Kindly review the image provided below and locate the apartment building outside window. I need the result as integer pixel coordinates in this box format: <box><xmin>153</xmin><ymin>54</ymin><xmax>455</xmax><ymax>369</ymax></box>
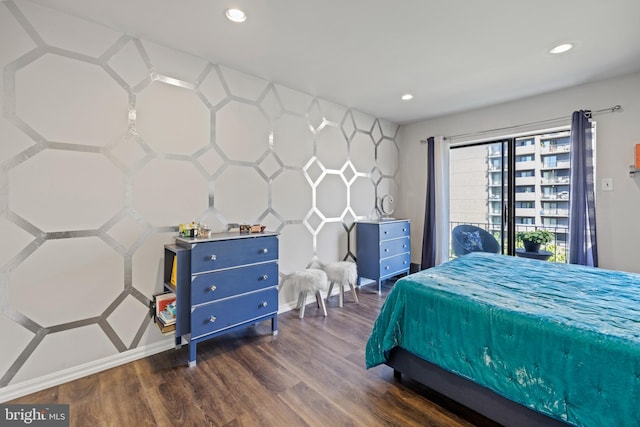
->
<box><xmin>449</xmin><ymin>130</ymin><xmax>573</xmax><ymax>262</ymax></box>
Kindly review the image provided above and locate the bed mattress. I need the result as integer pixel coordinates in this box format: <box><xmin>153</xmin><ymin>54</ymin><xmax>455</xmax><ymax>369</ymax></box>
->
<box><xmin>365</xmin><ymin>252</ymin><xmax>640</xmax><ymax>426</ymax></box>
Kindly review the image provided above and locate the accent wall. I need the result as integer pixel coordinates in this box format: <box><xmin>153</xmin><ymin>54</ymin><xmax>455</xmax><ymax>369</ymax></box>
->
<box><xmin>0</xmin><ymin>0</ymin><xmax>400</xmax><ymax>399</ymax></box>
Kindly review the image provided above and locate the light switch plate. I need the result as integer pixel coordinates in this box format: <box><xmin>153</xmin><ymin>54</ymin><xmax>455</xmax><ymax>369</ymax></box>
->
<box><xmin>601</xmin><ymin>178</ymin><xmax>613</xmax><ymax>191</ymax></box>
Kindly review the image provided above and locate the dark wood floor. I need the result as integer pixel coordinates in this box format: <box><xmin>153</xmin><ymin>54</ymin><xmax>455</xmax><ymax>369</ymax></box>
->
<box><xmin>9</xmin><ymin>281</ymin><xmax>499</xmax><ymax>427</ymax></box>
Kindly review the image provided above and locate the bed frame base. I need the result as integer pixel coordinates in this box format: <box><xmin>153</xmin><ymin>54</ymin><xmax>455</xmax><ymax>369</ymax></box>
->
<box><xmin>387</xmin><ymin>347</ymin><xmax>570</xmax><ymax>427</ymax></box>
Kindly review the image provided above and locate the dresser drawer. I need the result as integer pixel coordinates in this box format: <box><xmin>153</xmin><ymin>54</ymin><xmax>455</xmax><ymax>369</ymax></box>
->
<box><xmin>380</xmin><ymin>252</ymin><xmax>410</xmax><ymax>278</ymax></box>
<box><xmin>191</xmin><ymin>236</ymin><xmax>278</xmax><ymax>273</ymax></box>
<box><xmin>191</xmin><ymin>288</ymin><xmax>278</xmax><ymax>338</ymax></box>
<box><xmin>191</xmin><ymin>262</ymin><xmax>278</xmax><ymax>305</ymax></box>
<box><xmin>380</xmin><ymin>236</ymin><xmax>410</xmax><ymax>258</ymax></box>
<box><xmin>379</xmin><ymin>221</ymin><xmax>410</xmax><ymax>241</ymax></box>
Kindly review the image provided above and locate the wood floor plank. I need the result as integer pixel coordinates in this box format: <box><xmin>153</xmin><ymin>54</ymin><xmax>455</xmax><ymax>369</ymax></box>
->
<box><xmin>232</xmin><ymin>344</ymin><xmax>300</xmax><ymax>394</ymax></box>
<box><xmin>180</xmin><ymin>359</ymin><xmax>246</xmax><ymax>425</ymax></box>
<box><xmin>7</xmin><ymin>281</ymin><xmax>496</xmax><ymax>426</ymax></box>
<box><xmin>204</xmin><ymin>351</ymin><xmax>306</xmax><ymax>426</ymax></box>
<box><xmin>277</xmin><ymin>381</ymin><xmax>357</xmax><ymax>426</ymax></box>
<box><xmin>96</xmin><ymin>364</ymin><xmax>157</xmax><ymax>427</ymax></box>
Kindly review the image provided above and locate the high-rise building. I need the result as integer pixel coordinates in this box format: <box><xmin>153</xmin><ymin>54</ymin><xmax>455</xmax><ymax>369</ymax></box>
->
<box><xmin>487</xmin><ymin>131</ymin><xmax>571</xmax><ymax>247</ymax></box>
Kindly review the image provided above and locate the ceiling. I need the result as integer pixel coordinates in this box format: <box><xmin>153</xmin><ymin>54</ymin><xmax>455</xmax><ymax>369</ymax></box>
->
<box><xmin>25</xmin><ymin>0</ymin><xmax>640</xmax><ymax>124</ymax></box>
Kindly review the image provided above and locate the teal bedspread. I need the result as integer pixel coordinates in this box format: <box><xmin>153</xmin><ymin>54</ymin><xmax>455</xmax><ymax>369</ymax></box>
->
<box><xmin>366</xmin><ymin>252</ymin><xmax>640</xmax><ymax>427</ymax></box>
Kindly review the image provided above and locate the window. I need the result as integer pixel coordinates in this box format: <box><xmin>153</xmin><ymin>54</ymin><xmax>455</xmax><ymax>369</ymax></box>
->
<box><xmin>541</xmin><ymin>136</ymin><xmax>570</xmax><ymax>151</ymax></box>
<box><xmin>516</xmin><ymin>186</ymin><xmax>535</xmax><ymax>193</ymax></box>
<box><xmin>516</xmin><ymin>217</ymin><xmax>535</xmax><ymax>225</ymax></box>
<box><xmin>516</xmin><ymin>202</ymin><xmax>534</xmax><ymax>209</ymax></box>
<box><xmin>449</xmin><ymin>129</ymin><xmax>580</xmax><ymax>262</ymax></box>
<box><xmin>543</xmin><ymin>202</ymin><xmax>558</xmax><ymax>214</ymax></box>
<box><xmin>490</xmin><ymin>171</ymin><xmax>502</xmax><ymax>186</ymax></box>
<box><xmin>516</xmin><ymin>154</ymin><xmax>534</xmax><ymax>162</ymax></box>
<box><xmin>544</xmin><ymin>156</ymin><xmax>557</xmax><ymax>168</ymax></box>
<box><xmin>516</xmin><ymin>138</ymin><xmax>534</xmax><ymax>147</ymax></box>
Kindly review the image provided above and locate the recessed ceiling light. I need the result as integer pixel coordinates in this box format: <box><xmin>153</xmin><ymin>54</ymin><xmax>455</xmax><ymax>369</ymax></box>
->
<box><xmin>549</xmin><ymin>43</ymin><xmax>573</xmax><ymax>54</ymax></box>
<box><xmin>225</xmin><ymin>8</ymin><xmax>246</xmax><ymax>23</ymax></box>
<box><xmin>401</xmin><ymin>94</ymin><xmax>413</xmax><ymax>101</ymax></box>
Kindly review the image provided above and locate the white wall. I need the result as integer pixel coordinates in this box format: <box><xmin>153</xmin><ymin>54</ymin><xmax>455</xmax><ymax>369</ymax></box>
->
<box><xmin>0</xmin><ymin>0</ymin><xmax>400</xmax><ymax>399</ymax></box>
<box><xmin>398</xmin><ymin>71</ymin><xmax>640</xmax><ymax>273</ymax></box>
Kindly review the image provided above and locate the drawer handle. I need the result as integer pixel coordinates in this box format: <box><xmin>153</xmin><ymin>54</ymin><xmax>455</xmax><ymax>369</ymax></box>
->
<box><xmin>402</xmin><ymin>228</ymin><xmax>406</xmax><ymax>232</ymax></box>
<box><xmin>403</xmin><ymin>245</ymin><xmax>407</xmax><ymax>248</ymax></box>
<box><xmin>210</xmin><ymin>255</ymin><xmax>217</xmax><ymax>261</ymax></box>
<box><xmin>261</xmin><ymin>248</ymin><xmax>269</xmax><ymax>254</ymax></box>
<box><xmin>260</xmin><ymin>301</ymin><xmax>268</xmax><ymax>308</ymax></box>
<box><xmin>261</xmin><ymin>274</ymin><xmax>269</xmax><ymax>280</ymax></box>
<box><xmin>403</xmin><ymin>261</ymin><xmax>407</xmax><ymax>264</ymax></box>
<box><xmin>385</xmin><ymin>266</ymin><xmax>390</xmax><ymax>270</ymax></box>
<box><xmin>209</xmin><ymin>316</ymin><xmax>217</xmax><ymax>323</ymax></box>
<box><xmin>383</xmin><ymin>231</ymin><xmax>388</xmax><ymax>234</ymax></box>
<box><xmin>209</xmin><ymin>285</ymin><xmax>217</xmax><ymax>292</ymax></box>
<box><xmin>384</xmin><ymin>248</ymin><xmax>389</xmax><ymax>252</ymax></box>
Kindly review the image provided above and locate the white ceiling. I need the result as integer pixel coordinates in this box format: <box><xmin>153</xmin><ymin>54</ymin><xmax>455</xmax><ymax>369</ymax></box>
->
<box><xmin>25</xmin><ymin>0</ymin><xmax>640</xmax><ymax>124</ymax></box>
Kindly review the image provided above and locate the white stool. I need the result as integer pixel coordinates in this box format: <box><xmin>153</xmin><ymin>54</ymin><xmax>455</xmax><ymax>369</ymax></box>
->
<box><xmin>285</xmin><ymin>269</ymin><xmax>328</xmax><ymax>319</ymax></box>
<box><xmin>323</xmin><ymin>261</ymin><xmax>358</xmax><ymax>308</ymax></box>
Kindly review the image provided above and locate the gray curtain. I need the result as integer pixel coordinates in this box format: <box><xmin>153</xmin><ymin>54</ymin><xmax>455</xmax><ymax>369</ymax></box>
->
<box><xmin>421</xmin><ymin>136</ymin><xmax>436</xmax><ymax>269</ymax></box>
<box><xmin>568</xmin><ymin>110</ymin><xmax>598</xmax><ymax>266</ymax></box>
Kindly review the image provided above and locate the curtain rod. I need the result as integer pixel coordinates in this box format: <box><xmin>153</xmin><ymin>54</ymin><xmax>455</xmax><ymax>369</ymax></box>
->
<box><xmin>420</xmin><ymin>105</ymin><xmax>622</xmax><ymax>143</ymax></box>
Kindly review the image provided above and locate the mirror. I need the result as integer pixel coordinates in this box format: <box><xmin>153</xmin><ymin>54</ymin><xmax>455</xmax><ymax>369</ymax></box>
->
<box><xmin>379</xmin><ymin>194</ymin><xmax>395</xmax><ymax>216</ymax></box>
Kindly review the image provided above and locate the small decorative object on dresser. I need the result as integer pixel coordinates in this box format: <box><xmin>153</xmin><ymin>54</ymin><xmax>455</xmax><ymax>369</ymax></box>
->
<box><xmin>164</xmin><ymin>231</ymin><xmax>279</xmax><ymax>366</ymax></box>
<box><xmin>356</xmin><ymin>219</ymin><xmax>410</xmax><ymax>294</ymax></box>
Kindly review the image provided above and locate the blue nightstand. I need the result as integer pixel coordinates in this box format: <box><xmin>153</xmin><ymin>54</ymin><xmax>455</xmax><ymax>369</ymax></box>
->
<box><xmin>356</xmin><ymin>219</ymin><xmax>410</xmax><ymax>294</ymax></box>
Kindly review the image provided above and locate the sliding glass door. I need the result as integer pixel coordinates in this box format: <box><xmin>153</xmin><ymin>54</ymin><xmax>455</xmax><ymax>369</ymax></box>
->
<box><xmin>449</xmin><ymin>139</ymin><xmax>513</xmax><ymax>257</ymax></box>
<box><xmin>449</xmin><ymin>130</ymin><xmax>572</xmax><ymax>262</ymax></box>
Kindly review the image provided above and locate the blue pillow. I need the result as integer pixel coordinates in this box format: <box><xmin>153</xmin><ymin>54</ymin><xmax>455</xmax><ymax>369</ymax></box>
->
<box><xmin>461</xmin><ymin>230</ymin><xmax>484</xmax><ymax>252</ymax></box>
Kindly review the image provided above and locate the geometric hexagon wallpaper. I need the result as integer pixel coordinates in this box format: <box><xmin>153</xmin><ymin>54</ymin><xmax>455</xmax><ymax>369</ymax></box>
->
<box><xmin>0</xmin><ymin>0</ymin><xmax>399</xmax><ymax>393</ymax></box>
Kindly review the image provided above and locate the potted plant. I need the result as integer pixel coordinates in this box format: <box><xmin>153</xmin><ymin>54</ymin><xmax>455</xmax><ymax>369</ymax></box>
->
<box><xmin>516</xmin><ymin>230</ymin><xmax>554</xmax><ymax>253</ymax></box>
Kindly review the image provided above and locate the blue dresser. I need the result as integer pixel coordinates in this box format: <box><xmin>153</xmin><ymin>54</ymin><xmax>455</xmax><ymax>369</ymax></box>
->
<box><xmin>356</xmin><ymin>219</ymin><xmax>410</xmax><ymax>293</ymax></box>
<box><xmin>164</xmin><ymin>232</ymin><xmax>279</xmax><ymax>366</ymax></box>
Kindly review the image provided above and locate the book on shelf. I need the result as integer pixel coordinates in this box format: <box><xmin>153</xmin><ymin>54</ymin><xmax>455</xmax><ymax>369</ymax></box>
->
<box><xmin>157</xmin><ymin>309</ymin><xmax>176</xmax><ymax>325</ymax></box>
<box><xmin>156</xmin><ymin>320</ymin><xmax>176</xmax><ymax>335</ymax></box>
<box><xmin>154</xmin><ymin>291</ymin><xmax>177</xmax><ymax>326</ymax></box>
<box><xmin>170</xmin><ymin>256</ymin><xmax>177</xmax><ymax>286</ymax></box>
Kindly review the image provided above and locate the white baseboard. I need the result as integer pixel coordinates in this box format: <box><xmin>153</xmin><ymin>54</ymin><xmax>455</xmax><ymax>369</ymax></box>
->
<box><xmin>0</xmin><ymin>340</ymin><xmax>174</xmax><ymax>403</ymax></box>
<box><xmin>0</xmin><ymin>297</ymin><xmax>329</xmax><ymax>403</ymax></box>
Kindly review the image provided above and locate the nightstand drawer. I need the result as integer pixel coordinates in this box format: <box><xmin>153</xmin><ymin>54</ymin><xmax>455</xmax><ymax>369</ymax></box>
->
<box><xmin>380</xmin><ymin>236</ymin><xmax>410</xmax><ymax>258</ymax></box>
<box><xmin>379</xmin><ymin>221</ymin><xmax>410</xmax><ymax>241</ymax></box>
<box><xmin>191</xmin><ymin>236</ymin><xmax>278</xmax><ymax>273</ymax></box>
<box><xmin>380</xmin><ymin>252</ymin><xmax>410</xmax><ymax>277</ymax></box>
<box><xmin>191</xmin><ymin>288</ymin><xmax>278</xmax><ymax>338</ymax></box>
<box><xmin>191</xmin><ymin>262</ymin><xmax>278</xmax><ymax>305</ymax></box>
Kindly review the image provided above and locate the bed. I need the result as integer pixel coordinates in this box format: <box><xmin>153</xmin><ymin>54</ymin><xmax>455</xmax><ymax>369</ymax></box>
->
<box><xmin>365</xmin><ymin>252</ymin><xmax>640</xmax><ymax>427</ymax></box>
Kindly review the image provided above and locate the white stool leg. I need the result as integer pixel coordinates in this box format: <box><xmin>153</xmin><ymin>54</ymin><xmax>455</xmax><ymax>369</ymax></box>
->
<box><xmin>348</xmin><ymin>280</ymin><xmax>359</xmax><ymax>304</ymax></box>
<box><xmin>315</xmin><ymin>290</ymin><xmax>327</xmax><ymax>317</ymax></box>
<box><xmin>327</xmin><ymin>281</ymin><xmax>335</xmax><ymax>302</ymax></box>
<box><xmin>338</xmin><ymin>283</ymin><xmax>344</xmax><ymax>308</ymax></box>
<box><xmin>299</xmin><ymin>291</ymin><xmax>307</xmax><ymax>319</ymax></box>
<box><xmin>296</xmin><ymin>291</ymin><xmax>304</xmax><ymax>309</ymax></box>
